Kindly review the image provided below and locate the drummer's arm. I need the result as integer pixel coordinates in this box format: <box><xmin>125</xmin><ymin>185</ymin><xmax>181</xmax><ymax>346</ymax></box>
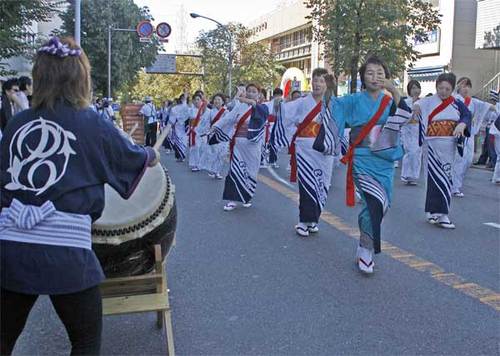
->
<box><xmin>100</xmin><ymin>118</ymin><xmax>157</xmax><ymax>199</ymax></box>
<box><xmin>146</xmin><ymin>147</ymin><xmax>160</xmax><ymax>167</ymax></box>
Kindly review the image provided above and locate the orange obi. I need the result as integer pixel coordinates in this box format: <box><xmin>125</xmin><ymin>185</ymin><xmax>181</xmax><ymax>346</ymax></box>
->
<box><xmin>190</xmin><ymin>117</ymin><xmax>200</xmax><ymax>128</ymax></box>
<box><xmin>235</xmin><ymin>123</ymin><xmax>249</xmax><ymax>137</ymax></box>
<box><xmin>427</xmin><ymin>120</ymin><xmax>457</xmax><ymax>137</ymax></box>
<box><xmin>298</xmin><ymin>121</ymin><xmax>321</xmax><ymax>138</ymax></box>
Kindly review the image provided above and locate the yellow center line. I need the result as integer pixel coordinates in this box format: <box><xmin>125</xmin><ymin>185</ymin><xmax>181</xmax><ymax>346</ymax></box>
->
<box><xmin>257</xmin><ymin>174</ymin><xmax>500</xmax><ymax>312</ymax></box>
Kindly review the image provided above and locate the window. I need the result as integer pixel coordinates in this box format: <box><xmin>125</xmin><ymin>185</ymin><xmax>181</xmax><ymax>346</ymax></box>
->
<box><xmin>414</xmin><ymin>29</ymin><xmax>439</xmax><ymax>45</ymax></box>
<box><xmin>429</xmin><ymin>0</ymin><xmax>439</xmax><ymax>7</ymax></box>
<box><xmin>298</xmin><ymin>30</ymin><xmax>305</xmax><ymax>44</ymax></box>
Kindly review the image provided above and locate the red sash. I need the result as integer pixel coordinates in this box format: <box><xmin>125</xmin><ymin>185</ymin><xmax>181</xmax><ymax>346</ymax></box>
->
<box><xmin>189</xmin><ymin>101</ymin><xmax>207</xmax><ymax>146</ymax></box>
<box><xmin>211</xmin><ymin>108</ymin><xmax>226</xmax><ymax>126</ymax></box>
<box><xmin>288</xmin><ymin>101</ymin><xmax>322</xmax><ymax>183</ymax></box>
<box><xmin>229</xmin><ymin>108</ymin><xmax>253</xmax><ymax>161</ymax></box>
<box><xmin>464</xmin><ymin>96</ymin><xmax>471</xmax><ymax>107</ymax></box>
<box><xmin>428</xmin><ymin>96</ymin><xmax>454</xmax><ymax>126</ymax></box>
<box><xmin>340</xmin><ymin>95</ymin><xmax>391</xmax><ymax>206</ymax></box>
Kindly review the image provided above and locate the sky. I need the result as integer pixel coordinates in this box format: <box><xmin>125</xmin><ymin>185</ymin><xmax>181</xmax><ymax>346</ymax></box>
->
<box><xmin>134</xmin><ymin>0</ymin><xmax>293</xmax><ymax>53</ymax></box>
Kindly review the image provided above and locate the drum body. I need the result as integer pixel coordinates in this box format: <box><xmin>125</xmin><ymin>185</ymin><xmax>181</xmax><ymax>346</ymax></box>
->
<box><xmin>92</xmin><ymin>164</ymin><xmax>176</xmax><ymax>277</ymax></box>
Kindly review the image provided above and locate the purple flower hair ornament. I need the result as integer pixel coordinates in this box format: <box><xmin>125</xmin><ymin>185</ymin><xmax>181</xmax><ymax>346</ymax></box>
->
<box><xmin>38</xmin><ymin>37</ymin><xmax>82</xmax><ymax>58</ymax></box>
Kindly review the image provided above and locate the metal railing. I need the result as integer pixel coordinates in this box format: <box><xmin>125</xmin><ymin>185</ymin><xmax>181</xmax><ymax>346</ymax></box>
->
<box><xmin>475</xmin><ymin>72</ymin><xmax>500</xmax><ymax>100</ymax></box>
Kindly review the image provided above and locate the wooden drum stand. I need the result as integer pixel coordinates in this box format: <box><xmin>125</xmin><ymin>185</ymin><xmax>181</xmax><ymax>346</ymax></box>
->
<box><xmin>99</xmin><ymin>244</ymin><xmax>175</xmax><ymax>355</ymax></box>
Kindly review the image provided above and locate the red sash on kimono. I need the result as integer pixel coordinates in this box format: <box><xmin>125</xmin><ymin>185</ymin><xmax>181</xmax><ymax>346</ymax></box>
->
<box><xmin>211</xmin><ymin>108</ymin><xmax>226</xmax><ymax>126</ymax></box>
<box><xmin>229</xmin><ymin>107</ymin><xmax>253</xmax><ymax>161</ymax></box>
<box><xmin>340</xmin><ymin>95</ymin><xmax>391</xmax><ymax>206</ymax></box>
<box><xmin>189</xmin><ymin>101</ymin><xmax>207</xmax><ymax>146</ymax></box>
<box><xmin>427</xmin><ymin>96</ymin><xmax>455</xmax><ymax>127</ymax></box>
<box><xmin>288</xmin><ymin>101</ymin><xmax>322</xmax><ymax>183</ymax></box>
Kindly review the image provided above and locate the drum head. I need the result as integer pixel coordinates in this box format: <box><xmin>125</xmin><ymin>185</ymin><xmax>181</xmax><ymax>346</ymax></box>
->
<box><xmin>92</xmin><ymin>164</ymin><xmax>174</xmax><ymax>245</ymax></box>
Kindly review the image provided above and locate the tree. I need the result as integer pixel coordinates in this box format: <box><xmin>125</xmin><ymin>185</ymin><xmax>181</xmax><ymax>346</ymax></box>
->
<box><xmin>120</xmin><ymin>56</ymin><xmax>203</xmax><ymax>104</ymax></box>
<box><xmin>59</xmin><ymin>0</ymin><xmax>160</xmax><ymax>97</ymax></box>
<box><xmin>0</xmin><ymin>0</ymin><xmax>61</xmax><ymax>75</ymax></box>
<box><xmin>305</xmin><ymin>0</ymin><xmax>441</xmax><ymax>93</ymax></box>
<box><xmin>196</xmin><ymin>23</ymin><xmax>284</xmax><ymax>95</ymax></box>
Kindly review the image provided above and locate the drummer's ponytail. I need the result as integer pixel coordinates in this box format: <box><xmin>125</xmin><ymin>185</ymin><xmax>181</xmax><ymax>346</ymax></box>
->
<box><xmin>32</xmin><ymin>37</ymin><xmax>91</xmax><ymax>111</ymax></box>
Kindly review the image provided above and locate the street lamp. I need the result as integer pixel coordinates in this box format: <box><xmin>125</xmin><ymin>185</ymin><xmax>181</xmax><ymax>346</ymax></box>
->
<box><xmin>190</xmin><ymin>12</ymin><xmax>233</xmax><ymax>97</ymax></box>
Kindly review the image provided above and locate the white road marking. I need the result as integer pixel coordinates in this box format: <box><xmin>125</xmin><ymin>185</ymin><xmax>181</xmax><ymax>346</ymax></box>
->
<box><xmin>265</xmin><ymin>166</ymin><xmax>295</xmax><ymax>189</ymax></box>
<box><xmin>484</xmin><ymin>223</ymin><xmax>500</xmax><ymax>229</ymax></box>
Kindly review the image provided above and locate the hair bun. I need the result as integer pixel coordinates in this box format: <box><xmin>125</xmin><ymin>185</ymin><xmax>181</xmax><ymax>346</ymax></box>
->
<box><xmin>38</xmin><ymin>37</ymin><xmax>82</xmax><ymax>58</ymax></box>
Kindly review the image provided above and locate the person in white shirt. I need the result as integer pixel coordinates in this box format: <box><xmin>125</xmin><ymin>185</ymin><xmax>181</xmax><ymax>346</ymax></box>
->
<box><xmin>401</xmin><ymin>80</ymin><xmax>422</xmax><ymax>185</ymax></box>
<box><xmin>100</xmin><ymin>99</ymin><xmax>115</xmax><ymax>122</ymax></box>
<box><xmin>140</xmin><ymin>96</ymin><xmax>158</xmax><ymax>147</ymax></box>
<box><xmin>90</xmin><ymin>97</ymin><xmax>99</xmax><ymax>113</ymax></box>
<box><xmin>187</xmin><ymin>93</ymin><xmax>210</xmax><ymax>172</ymax></box>
<box><xmin>167</xmin><ymin>92</ymin><xmax>191</xmax><ymax>162</ymax></box>
<box><xmin>200</xmin><ymin>93</ymin><xmax>227</xmax><ymax>178</ymax></box>
<box><xmin>487</xmin><ymin>90</ymin><xmax>500</xmax><ymax>183</ymax></box>
<box><xmin>208</xmin><ymin>84</ymin><xmax>269</xmax><ymax>211</ymax></box>
<box><xmin>262</xmin><ymin>88</ymin><xmax>283</xmax><ymax>168</ymax></box>
<box><xmin>451</xmin><ymin>78</ymin><xmax>496</xmax><ymax>197</ymax></box>
<box><xmin>160</xmin><ymin>100</ymin><xmax>173</xmax><ymax>153</ymax></box>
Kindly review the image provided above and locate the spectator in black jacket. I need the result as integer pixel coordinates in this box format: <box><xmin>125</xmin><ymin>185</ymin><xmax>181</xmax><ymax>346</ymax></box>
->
<box><xmin>0</xmin><ymin>78</ymin><xmax>21</xmax><ymax>132</ymax></box>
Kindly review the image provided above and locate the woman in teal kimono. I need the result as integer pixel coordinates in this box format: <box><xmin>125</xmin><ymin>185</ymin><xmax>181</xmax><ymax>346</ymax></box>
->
<box><xmin>328</xmin><ymin>56</ymin><xmax>411</xmax><ymax>274</ymax></box>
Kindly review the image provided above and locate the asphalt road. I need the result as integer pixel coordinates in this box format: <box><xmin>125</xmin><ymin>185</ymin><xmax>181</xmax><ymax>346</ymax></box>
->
<box><xmin>12</xmin><ymin>150</ymin><xmax>500</xmax><ymax>355</ymax></box>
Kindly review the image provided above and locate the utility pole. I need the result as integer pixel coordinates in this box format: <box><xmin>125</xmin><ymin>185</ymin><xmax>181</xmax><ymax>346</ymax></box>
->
<box><xmin>107</xmin><ymin>26</ymin><xmax>137</xmax><ymax>99</ymax></box>
<box><xmin>74</xmin><ymin>0</ymin><xmax>81</xmax><ymax>45</ymax></box>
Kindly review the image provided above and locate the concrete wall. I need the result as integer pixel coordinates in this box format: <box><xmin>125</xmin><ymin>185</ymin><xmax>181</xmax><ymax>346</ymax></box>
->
<box><xmin>411</xmin><ymin>0</ymin><xmax>456</xmax><ymax>68</ymax></box>
<box><xmin>452</xmin><ymin>0</ymin><xmax>499</xmax><ymax>90</ymax></box>
<box><xmin>406</xmin><ymin>0</ymin><xmax>499</xmax><ymax>95</ymax></box>
<box><xmin>408</xmin><ymin>0</ymin><xmax>456</xmax><ymax>94</ymax></box>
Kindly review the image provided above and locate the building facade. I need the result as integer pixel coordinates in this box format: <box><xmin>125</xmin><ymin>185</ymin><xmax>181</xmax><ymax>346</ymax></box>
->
<box><xmin>248</xmin><ymin>1</ymin><xmax>324</xmax><ymax>94</ymax></box>
<box><xmin>250</xmin><ymin>0</ymin><xmax>499</xmax><ymax>97</ymax></box>
<box><xmin>406</xmin><ymin>0</ymin><xmax>499</xmax><ymax>96</ymax></box>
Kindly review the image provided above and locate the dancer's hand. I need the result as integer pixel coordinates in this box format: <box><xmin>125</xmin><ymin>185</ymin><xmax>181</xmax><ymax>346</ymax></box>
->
<box><xmin>236</xmin><ymin>86</ymin><xmax>246</xmax><ymax>98</ymax></box>
<box><xmin>238</xmin><ymin>97</ymin><xmax>257</xmax><ymax>106</ymax></box>
<box><xmin>381</xmin><ymin>79</ymin><xmax>400</xmax><ymax>104</ymax></box>
<box><xmin>453</xmin><ymin>122</ymin><xmax>467</xmax><ymax>137</ymax></box>
<box><xmin>412</xmin><ymin>104</ymin><xmax>422</xmax><ymax>117</ymax></box>
<box><xmin>378</xmin><ymin>78</ymin><xmax>394</xmax><ymax>91</ymax></box>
